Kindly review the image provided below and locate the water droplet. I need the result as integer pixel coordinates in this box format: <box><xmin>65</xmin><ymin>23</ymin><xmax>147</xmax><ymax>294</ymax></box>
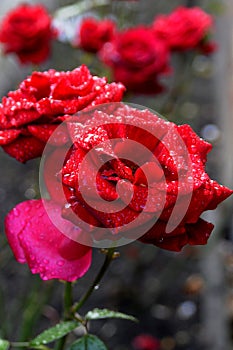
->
<box><xmin>57</xmin><ymin>260</ymin><xmax>65</xmax><ymax>266</ymax></box>
<box><xmin>187</xmin><ymin>176</ymin><xmax>193</xmax><ymax>183</ymax></box>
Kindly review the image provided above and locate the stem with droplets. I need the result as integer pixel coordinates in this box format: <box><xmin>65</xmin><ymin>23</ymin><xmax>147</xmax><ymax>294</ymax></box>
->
<box><xmin>71</xmin><ymin>247</ymin><xmax>115</xmax><ymax>314</ymax></box>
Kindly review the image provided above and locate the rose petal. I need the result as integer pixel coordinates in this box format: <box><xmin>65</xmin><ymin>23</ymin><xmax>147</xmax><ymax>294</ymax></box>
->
<box><xmin>5</xmin><ymin>199</ymin><xmax>92</xmax><ymax>281</ymax></box>
<box><xmin>3</xmin><ymin>136</ymin><xmax>45</xmax><ymax>162</ymax></box>
<box><xmin>187</xmin><ymin>218</ymin><xmax>214</xmax><ymax>245</ymax></box>
<box><xmin>134</xmin><ymin>162</ymin><xmax>164</xmax><ymax>185</ymax></box>
<box><xmin>43</xmin><ymin>147</ymin><xmax>69</xmax><ymax>204</ymax></box>
<box><xmin>0</xmin><ymin>129</ymin><xmax>21</xmax><ymax>145</ymax></box>
<box><xmin>206</xmin><ymin>180</ymin><xmax>233</xmax><ymax>210</ymax></box>
<box><xmin>28</xmin><ymin>124</ymin><xmax>69</xmax><ymax>145</ymax></box>
<box><xmin>177</xmin><ymin>124</ymin><xmax>212</xmax><ymax>163</ymax></box>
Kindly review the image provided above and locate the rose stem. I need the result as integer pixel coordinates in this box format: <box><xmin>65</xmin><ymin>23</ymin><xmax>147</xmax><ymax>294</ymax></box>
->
<box><xmin>64</xmin><ymin>282</ymin><xmax>73</xmax><ymax>319</ymax></box>
<box><xmin>71</xmin><ymin>247</ymin><xmax>115</xmax><ymax>314</ymax></box>
<box><xmin>160</xmin><ymin>52</ymin><xmax>195</xmax><ymax>118</ymax></box>
<box><xmin>54</xmin><ymin>282</ymin><xmax>74</xmax><ymax>350</ymax></box>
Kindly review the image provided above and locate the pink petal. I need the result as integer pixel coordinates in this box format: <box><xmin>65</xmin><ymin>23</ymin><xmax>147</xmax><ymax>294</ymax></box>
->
<box><xmin>5</xmin><ymin>199</ymin><xmax>92</xmax><ymax>281</ymax></box>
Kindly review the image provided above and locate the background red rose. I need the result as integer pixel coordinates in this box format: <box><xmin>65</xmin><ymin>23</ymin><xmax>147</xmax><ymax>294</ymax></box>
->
<box><xmin>152</xmin><ymin>6</ymin><xmax>215</xmax><ymax>53</ymax></box>
<box><xmin>0</xmin><ymin>3</ymin><xmax>57</xmax><ymax>64</ymax></box>
<box><xmin>100</xmin><ymin>26</ymin><xmax>170</xmax><ymax>94</ymax></box>
<box><xmin>76</xmin><ymin>17</ymin><xmax>116</xmax><ymax>53</ymax></box>
<box><xmin>132</xmin><ymin>334</ymin><xmax>160</xmax><ymax>350</ymax></box>
<box><xmin>0</xmin><ymin>65</ymin><xmax>125</xmax><ymax>162</ymax></box>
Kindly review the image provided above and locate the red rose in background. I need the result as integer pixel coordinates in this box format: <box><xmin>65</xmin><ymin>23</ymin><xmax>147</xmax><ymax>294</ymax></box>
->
<box><xmin>0</xmin><ymin>4</ymin><xmax>57</xmax><ymax>64</ymax></box>
<box><xmin>0</xmin><ymin>65</ymin><xmax>125</xmax><ymax>162</ymax></box>
<box><xmin>76</xmin><ymin>17</ymin><xmax>116</xmax><ymax>53</ymax></box>
<box><xmin>152</xmin><ymin>6</ymin><xmax>216</xmax><ymax>53</ymax></box>
<box><xmin>60</xmin><ymin>105</ymin><xmax>232</xmax><ymax>252</ymax></box>
<box><xmin>5</xmin><ymin>200</ymin><xmax>92</xmax><ymax>281</ymax></box>
<box><xmin>100</xmin><ymin>26</ymin><xmax>170</xmax><ymax>94</ymax></box>
<box><xmin>132</xmin><ymin>334</ymin><xmax>160</xmax><ymax>350</ymax></box>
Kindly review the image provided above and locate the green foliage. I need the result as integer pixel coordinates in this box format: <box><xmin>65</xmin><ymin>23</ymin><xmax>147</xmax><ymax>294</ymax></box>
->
<box><xmin>85</xmin><ymin>308</ymin><xmax>137</xmax><ymax>322</ymax></box>
<box><xmin>0</xmin><ymin>339</ymin><xmax>9</xmax><ymax>350</ymax></box>
<box><xmin>30</xmin><ymin>321</ymin><xmax>80</xmax><ymax>346</ymax></box>
<box><xmin>68</xmin><ymin>334</ymin><xmax>107</xmax><ymax>350</ymax></box>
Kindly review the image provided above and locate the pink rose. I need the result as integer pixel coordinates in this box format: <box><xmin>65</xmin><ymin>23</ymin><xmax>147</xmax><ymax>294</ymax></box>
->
<box><xmin>5</xmin><ymin>200</ymin><xmax>92</xmax><ymax>281</ymax></box>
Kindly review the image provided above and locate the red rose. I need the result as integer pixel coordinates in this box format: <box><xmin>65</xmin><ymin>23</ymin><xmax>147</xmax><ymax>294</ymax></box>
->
<box><xmin>56</xmin><ymin>104</ymin><xmax>232</xmax><ymax>251</ymax></box>
<box><xmin>100</xmin><ymin>26</ymin><xmax>170</xmax><ymax>94</ymax></box>
<box><xmin>5</xmin><ymin>199</ymin><xmax>92</xmax><ymax>281</ymax></box>
<box><xmin>152</xmin><ymin>6</ymin><xmax>216</xmax><ymax>53</ymax></box>
<box><xmin>132</xmin><ymin>334</ymin><xmax>160</xmax><ymax>350</ymax></box>
<box><xmin>0</xmin><ymin>65</ymin><xmax>125</xmax><ymax>162</ymax></box>
<box><xmin>76</xmin><ymin>17</ymin><xmax>116</xmax><ymax>53</ymax></box>
<box><xmin>0</xmin><ymin>4</ymin><xmax>56</xmax><ymax>64</ymax></box>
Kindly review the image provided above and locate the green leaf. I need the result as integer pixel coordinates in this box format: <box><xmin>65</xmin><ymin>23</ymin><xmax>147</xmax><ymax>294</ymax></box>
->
<box><xmin>30</xmin><ymin>321</ymin><xmax>80</xmax><ymax>346</ymax></box>
<box><xmin>0</xmin><ymin>339</ymin><xmax>9</xmax><ymax>350</ymax></box>
<box><xmin>69</xmin><ymin>334</ymin><xmax>107</xmax><ymax>350</ymax></box>
<box><xmin>85</xmin><ymin>308</ymin><xmax>137</xmax><ymax>322</ymax></box>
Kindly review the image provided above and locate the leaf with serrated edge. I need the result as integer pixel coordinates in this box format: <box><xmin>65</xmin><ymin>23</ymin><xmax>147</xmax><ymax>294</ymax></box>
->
<box><xmin>0</xmin><ymin>339</ymin><xmax>9</xmax><ymax>350</ymax></box>
<box><xmin>30</xmin><ymin>321</ymin><xmax>80</xmax><ymax>346</ymax></box>
<box><xmin>85</xmin><ymin>308</ymin><xmax>137</xmax><ymax>322</ymax></box>
<box><xmin>68</xmin><ymin>334</ymin><xmax>107</xmax><ymax>350</ymax></box>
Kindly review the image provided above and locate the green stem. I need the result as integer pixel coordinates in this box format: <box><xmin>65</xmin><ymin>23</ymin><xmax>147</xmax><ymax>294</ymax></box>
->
<box><xmin>64</xmin><ymin>282</ymin><xmax>73</xmax><ymax>319</ymax></box>
<box><xmin>54</xmin><ymin>282</ymin><xmax>74</xmax><ymax>350</ymax></box>
<box><xmin>55</xmin><ymin>248</ymin><xmax>115</xmax><ymax>350</ymax></box>
<box><xmin>18</xmin><ymin>279</ymin><xmax>54</xmax><ymax>343</ymax></box>
<box><xmin>10</xmin><ymin>342</ymin><xmax>29</xmax><ymax>348</ymax></box>
<box><xmin>71</xmin><ymin>248</ymin><xmax>115</xmax><ymax>314</ymax></box>
<box><xmin>160</xmin><ymin>52</ymin><xmax>195</xmax><ymax>118</ymax></box>
<box><xmin>55</xmin><ymin>336</ymin><xmax>67</xmax><ymax>350</ymax></box>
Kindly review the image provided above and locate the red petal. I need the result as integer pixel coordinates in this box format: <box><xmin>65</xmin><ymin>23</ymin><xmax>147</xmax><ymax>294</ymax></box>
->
<box><xmin>206</xmin><ymin>180</ymin><xmax>233</xmax><ymax>210</ymax></box>
<box><xmin>88</xmin><ymin>82</ymin><xmax>125</xmax><ymax>106</ymax></box>
<box><xmin>1</xmin><ymin>96</ymin><xmax>39</xmax><ymax>128</ymax></box>
<box><xmin>28</xmin><ymin>124</ymin><xmax>69</xmax><ymax>145</ymax></box>
<box><xmin>62</xmin><ymin>146</ymin><xmax>86</xmax><ymax>188</ymax></box>
<box><xmin>0</xmin><ymin>129</ymin><xmax>21</xmax><ymax>145</ymax></box>
<box><xmin>3</xmin><ymin>136</ymin><xmax>45</xmax><ymax>162</ymax></box>
<box><xmin>5</xmin><ymin>200</ymin><xmax>92</xmax><ymax>281</ymax></box>
<box><xmin>187</xmin><ymin>218</ymin><xmax>214</xmax><ymax>245</ymax></box>
<box><xmin>139</xmin><ymin>220</ymin><xmax>187</xmax><ymax>251</ymax></box>
<box><xmin>43</xmin><ymin>147</ymin><xmax>69</xmax><ymax>204</ymax></box>
<box><xmin>68</xmin><ymin>123</ymin><xmax>109</xmax><ymax>151</ymax></box>
<box><xmin>134</xmin><ymin>162</ymin><xmax>164</xmax><ymax>185</ymax></box>
<box><xmin>62</xmin><ymin>197</ymin><xmax>102</xmax><ymax>229</ymax></box>
<box><xmin>88</xmin><ymin>200</ymin><xmax>152</xmax><ymax>231</ymax></box>
<box><xmin>177</xmin><ymin>124</ymin><xmax>212</xmax><ymax>163</ymax></box>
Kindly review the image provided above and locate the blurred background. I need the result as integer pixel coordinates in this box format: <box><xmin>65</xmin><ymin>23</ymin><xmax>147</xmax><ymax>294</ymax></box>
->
<box><xmin>0</xmin><ymin>0</ymin><xmax>233</xmax><ymax>349</ymax></box>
